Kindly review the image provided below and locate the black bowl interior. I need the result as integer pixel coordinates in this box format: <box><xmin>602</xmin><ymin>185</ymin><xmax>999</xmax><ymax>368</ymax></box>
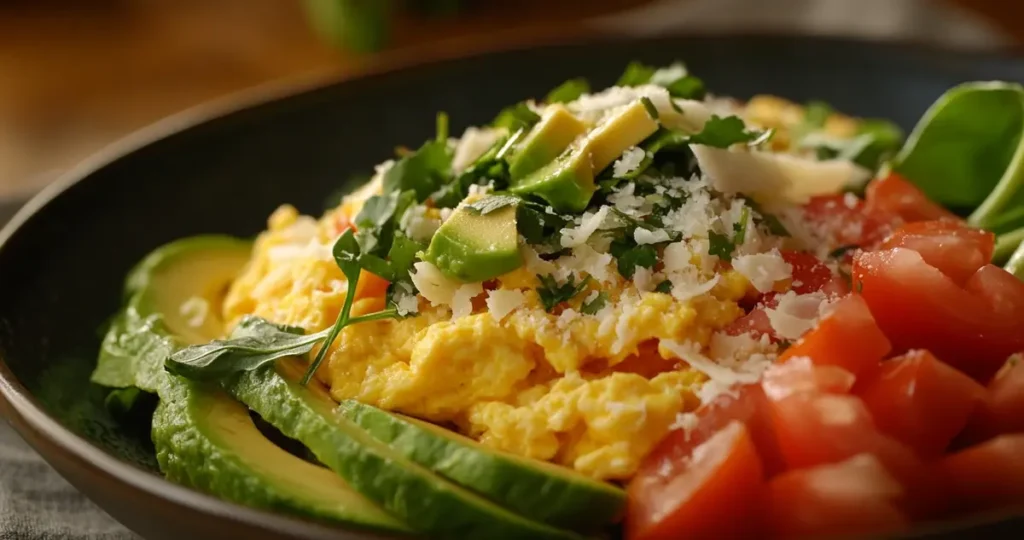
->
<box><xmin>2</xmin><ymin>34</ymin><xmax>1024</xmax><ymax>538</ymax></box>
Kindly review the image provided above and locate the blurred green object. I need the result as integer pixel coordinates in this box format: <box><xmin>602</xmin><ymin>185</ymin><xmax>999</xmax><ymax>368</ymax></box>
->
<box><xmin>305</xmin><ymin>0</ymin><xmax>466</xmax><ymax>53</ymax></box>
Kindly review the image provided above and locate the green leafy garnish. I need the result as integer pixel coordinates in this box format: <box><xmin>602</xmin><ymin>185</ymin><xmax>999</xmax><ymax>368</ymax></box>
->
<box><xmin>546</xmin><ymin>78</ymin><xmax>590</xmax><ymax>104</ymax></box>
<box><xmin>465</xmin><ymin>194</ymin><xmax>520</xmax><ymax>215</ymax></box>
<box><xmin>799</xmin><ymin>101</ymin><xmax>833</xmax><ymax>134</ymax></box>
<box><xmin>536</xmin><ymin>274</ymin><xmax>589</xmax><ymax>312</ymax></box>
<box><xmin>382</xmin><ymin>140</ymin><xmax>452</xmax><ymax>202</ymax></box>
<box><xmin>610</xmin><ymin>239</ymin><xmax>658</xmax><ymax>279</ymax></box>
<box><xmin>640</xmin><ymin>97</ymin><xmax>660</xmax><ymax>121</ymax></box>
<box><xmin>431</xmin><ymin>135</ymin><xmax>510</xmax><ymax>208</ymax></box>
<box><xmin>733</xmin><ymin>206</ymin><xmax>750</xmax><ymax>245</ymax></box>
<box><xmin>617</xmin><ymin>61</ymin><xmax>656</xmax><ymax>87</ymax></box>
<box><xmin>492</xmin><ymin>102</ymin><xmax>541</xmax><ymax>132</ymax></box>
<box><xmin>580</xmin><ymin>291</ymin><xmax>609</xmax><ymax>315</ymax></box>
<box><xmin>743</xmin><ymin>197</ymin><xmax>791</xmax><ymax>237</ymax></box>
<box><xmin>665</xmin><ymin>76</ymin><xmax>706</xmax><ymax>100</ymax></box>
<box><xmin>708</xmin><ymin>230</ymin><xmax>736</xmax><ymax>261</ymax></box>
<box><xmin>436</xmin><ymin>111</ymin><xmax>449</xmax><ymax>142</ymax></box>
<box><xmin>516</xmin><ymin>200</ymin><xmax>570</xmax><ymax>250</ymax></box>
<box><xmin>654</xmin><ymin>280</ymin><xmax>673</xmax><ymax>294</ymax></box>
<box><xmin>689</xmin><ymin>115</ymin><xmax>762</xmax><ymax>147</ymax></box>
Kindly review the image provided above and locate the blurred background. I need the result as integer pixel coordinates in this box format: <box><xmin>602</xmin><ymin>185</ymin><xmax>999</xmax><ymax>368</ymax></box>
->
<box><xmin>0</xmin><ymin>0</ymin><xmax>1021</xmax><ymax>203</ymax></box>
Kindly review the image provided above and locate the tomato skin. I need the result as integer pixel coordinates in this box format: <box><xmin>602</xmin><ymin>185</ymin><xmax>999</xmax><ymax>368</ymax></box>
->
<box><xmin>803</xmin><ymin>193</ymin><xmax>895</xmax><ymax>248</ymax></box>
<box><xmin>962</xmin><ymin>358</ymin><xmax>1024</xmax><ymax>444</ymax></box>
<box><xmin>353</xmin><ymin>269</ymin><xmax>391</xmax><ymax>300</ymax></box>
<box><xmin>780</xmin><ymin>251</ymin><xmax>848</xmax><ymax>297</ymax></box>
<box><xmin>881</xmin><ymin>220</ymin><xmax>995</xmax><ymax>286</ymax></box>
<box><xmin>938</xmin><ymin>434</ymin><xmax>1024</xmax><ymax>513</ymax></box>
<box><xmin>626</xmin><ymin>422</ymin><xmax>766</xmax><ymax>540</ymax></box>
<box><xmin>858</xmin><ymin>350</ymin><xmax>985</xmax><ymax>457</ymax></box>
<box><xmin>853</xmin><ymin>248</ymin><xmax>1024</xmax><ymax>382</ymax></box>
<box><xmin>768</xmin><ymin>392</ymin><xmax>878</xmax><ymax>470</ymax></box>
<box><xmin>761</xmin><ymin>356</ymin><xmax>856</xmax><ymax>401</ymax></box>
<box><xmin>865</xmin><ymin>172</ymin><xmax>961</xmax><ymax>224</ymax></box>
<box><xmin>767</xmin><ymin>454</ymin><xmax>910</xmax><ymax>539</ymax></box>
<box><xmin>778</xmin><ymin>295</ymin><xmax>891</xmax><ymax>378</ymax></box>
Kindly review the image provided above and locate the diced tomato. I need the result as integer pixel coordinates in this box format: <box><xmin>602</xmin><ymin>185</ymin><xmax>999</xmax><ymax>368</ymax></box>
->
<box><xmin>938</xmin><ymin>434</ymin><xmax>1024</xmax><ymax>513</ymax></box>
<box><xmin>626</xmin><ymin>422</ymin><xmax>766</xmax><ymax>540</ymax></box>
<box><xmin>803</xmin><ymin>193</ymin><xmax>896</xmax><ymax>248</ymax></box>
<box><xmin>778</xmin><ymin>295</ymin><xmax>891</xmax><ymax>378</ymax></box>
<box><xmin>881</xmin><ymin>220</ymin><xmax>995</xmax><ymax>286</ymax></box>
<box><xmin>761</xmin><ymin>356</ymin><xmax>856</xmax><ymax>401</ymax></box>
<box><xmin>865</xmin><ymin>172</ymin><xmax>961</xmax><ymax>224</ymax></box>
<box><xmin>780</xmin><ymin>251</ymin><xmax>849</xmax><ymax>297</ymax></box>
<box><xmin>853</xmin><ymin>248</ymin><xmax>1024</xmax><ymax>382</ymax></box>
<box><xmin>636</xmin><ymin>384</ymin><xmax>785</xmax><ymax>480</ymax></box>
<box><xmin>768</xmin><ymin>392</ymin><xmax>878</xmax><ymax>469</ymax></box>
<box><xmin>724</xmin><ymin>306</ymin><xmax>777</xmax><ymax>341</ymax></box>
<box><xmin>857</xmin><ymin>350</ymin><xmax>985</xmax><ymax>457</ymax></box>
<box><xmin>353</xmin><ymin>269</ymin><xmax>390</xmax><ymax>300</ymax></box>
<box><xmin>767</xmin><ymin>454</ymin><xmax>910</xmax><ymax>539</ymax></box>
<box><xmin>963</xmin><ymin>357</ymin><xmax>1024</xmax><ymax>443</ymax></box>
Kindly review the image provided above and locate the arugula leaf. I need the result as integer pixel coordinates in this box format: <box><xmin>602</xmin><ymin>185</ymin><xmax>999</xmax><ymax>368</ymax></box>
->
<box><xmin>654</xmin><ymin>280</ymin><xmax>673</xmax><ymax>294</ymax></box>
<box><xmin>640</xmin><ymin>97</ymin><xmax>660</xmax><ymax>121</ymax></box>
<box><xmin>617</xmin><ymin>61</ymin><xmax>656</xmax><ymax>87</ymax></box>
<box><xmin>536</xmin><ymin>274</ymin><xmax>589</xmax><ymax>312</ymax></box>
<box><xmin>689</xmin><ymin>115</ymin><xmax>762</xmax><ymax>148</ymax></box>
<box><xmin>610</xmin><ymin>238</ymin><xmax>657</xmax><ymax>279</ymax></box>
<box><xmin>665</xmin><ymin>76</ymin><xmax>706</xmax><ymax>100</ymax></box>
<box><xmin>580</xmin><ymin>291</ymin><xmax>608</xmax><ymax>315</ymax></box>
<box><xmin>466</xmin><ymin>194</ymin><xmax>520</xmax><ymax>215</ymax></box>
<box><xmin>708</xmin><ymin>230</ymin><xmax>736</xmax><ymax>261</ymax></box>
<box><xmin>382</xmin><ymin>140</ymin><xmax>452</xmax><ymax>202</ymax></box>
<box><xmin>492</xmin><ymin>102</ymin><xmax>541</xmax><ymax>132</ymax></box>
<box><xmin>546</xmin><ymin>78</ymin><xmax>590</xmax><ymax>104</ymax></box>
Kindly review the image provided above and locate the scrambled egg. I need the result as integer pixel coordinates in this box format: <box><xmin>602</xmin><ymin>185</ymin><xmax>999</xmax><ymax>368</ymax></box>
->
<box><xmin>223</xmin><ymin>178</ymin><xmax>763</xmax><ymax>482</ymax></box>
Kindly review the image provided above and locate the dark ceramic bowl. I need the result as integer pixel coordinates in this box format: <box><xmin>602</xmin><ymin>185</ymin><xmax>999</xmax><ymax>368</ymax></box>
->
<box><xmin>2</xmin><ymin>35</ymin><xmax>1024</xmax><ymax>540</ymax></box>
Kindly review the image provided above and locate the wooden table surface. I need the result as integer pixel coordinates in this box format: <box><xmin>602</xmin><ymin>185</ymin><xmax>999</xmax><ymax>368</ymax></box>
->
<box><xmin>0</xmin><ymin>0</ymin><xmax>1020</xmax><ymax>200</ymax></box>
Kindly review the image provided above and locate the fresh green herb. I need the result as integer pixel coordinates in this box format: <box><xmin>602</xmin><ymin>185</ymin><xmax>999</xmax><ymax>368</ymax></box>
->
<box><xmin>640</xmin><ymin>97</ymin><xmax>660</xmax><ymax>121</ymax></box>
<box><xmin>516</xmin><ymin>200</ymin><xmax>569</xmax><ymax>250</ymax></box>
<box><xmin>382</xmin><ymin>140</ymin><xmax>452</xmax><ymax>202</ymax></box>
<box><xmin>617</xmin><ymin>61</ymin><xmax>656</xmax><ymax>87</ymax></box>
<box><xmin>436</xmin><ymin>111</ymin><xmax>449</xmax><ymax>142</ymax></box>
<box><xmin>580</xmin><ymin>291</ymin><xmax>609</xmax><ymax>315</ymax></box>
<box><xmin>829</xmin><ymin>244</ymin><xmax>859</xmax><ymax>259</ymax></box>
<box><xmin>609</xmin><ymin>238</ymin><xmax>658</xmax><ymax>279</ymax></box>
<box><xmin>665</xmin><ymin>76</ymin><xmax>706</xmax><ymax>100</ymax></box>
<box><xmin>733</xmin><ymin>206</ymin><xmax>750</xmax><ymax>245</ymax></box>
<box><xmin>708</xmin><ymin>230</ymin><xmax>736</xmax><ymax>261</ymax></box>
<box><xmin>536</xmin><ymin>274</ymin><xmax>589</xmax><ymax>312</ymax></box>
<box><xmin>431</xmin><ymin>135</ymin><xmax>510</xmax><ymax>208</ymax></box>
<box><xmin>689</xmin><ymin>115</ymin><xmax>763</xmax><ymax>147</ymax></box>
<box><xmin>743</xmin><ymin>197</ymin><xmax>791</xmax><ymax>237</ymax></box>
<box><xmin>654</xmin><ymin>280</ymin><xmax>673</xmax><ymax>294</ymax></box>
<box><xmin>492</xmin><ymin>102</ymin><xmax>541</xmax><ymax>132</ymax></box>
<box><xmin>546</xmin><ymin>77</ymin><xmax>590</xmax><ymax>104</ymax></box>
<box><xmin>801</xmin><ymin>101</ymin><xmax>833</xmax><ymax>133</ymax></box>
<box><xmin>466</xmin><ymin>194</ymin><xmax>520</xmax><ymax>215</ymax></box>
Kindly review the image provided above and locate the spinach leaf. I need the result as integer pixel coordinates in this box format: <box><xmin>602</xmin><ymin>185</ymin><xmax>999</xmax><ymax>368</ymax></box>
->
<box><xmin>893</xmin><ymin>81</ymin><xmax>1024</xmax><ymax>214</ymax></box>
<box><xmin>536</xmin><ymin>274</ymin><xmax>589</xmax><ymax>312</ymax></box>
<box><xmin>546</xmin><ymin>78</ymin><xmax>590</xmax><ymax>104</ymax></box>
<box><xmin>492</xmin><ymin>102</ymin><xmax>541</xmax><ymax>132</ymax></box>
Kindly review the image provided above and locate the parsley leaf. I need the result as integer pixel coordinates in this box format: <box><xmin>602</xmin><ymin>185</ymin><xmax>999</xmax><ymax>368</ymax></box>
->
<box><xmin>431</xmin><ymin>135</ymin><xmax>510</xmax><ymax>208</ymax></box>
<box><xmin>382</xmin><ymin>140</ymin><xmax>452</xmax><ymax>202</ymax></box>
<box><xmin>466</xmin><ymin>194</ymin><xmax>520</xmax><ymax>215</ymax></box>
<box><xmin>617</xmin><ymin>61</ymin><xmax>656</xmax><ymax>87</ymax></box>
<box><xmin>492</xmin><ymin>102</ymin><xmax>541</xmax><ymax>132</ymax></box>
<box><xmin>536</xmin><ymin>274</ymin><xmax>589</xmax><ymax>312</ymax></box>
<box><xmin>689</xmin><ymin>115</ymin><xmax>763</xmax><ymax>148</ymax></box>
<box><xmin>610</xmin><ymin>238</ymin><xmax>658</xmax><ymax>279</ymax></box>
<box><xmin>516</xmin><ymin>200</ymin><xmax>569</xmax><ymax>250</ymax></box>
<box><xmin>546</xmin><ymin>78</ymin><xmax>590</xmax><ymax>104</ymax></box>
<box><xmin>654</xmin><ymin>280</ymin><xmax>673</xmax><ymax>294</ymax></box>
<box><xmin>665</xmin><ymin>75</ymin><xmax>706</xmax><ymax>100</ymax></box>
<box><xmin>708</xmin><ymin>231</ymin><xmax>735</xmax><ymax>261</ymax></box>
<box><xmin>580</xmin><ymin>291</ymin><xmax>609</xmax><ymax>315</ymax></box>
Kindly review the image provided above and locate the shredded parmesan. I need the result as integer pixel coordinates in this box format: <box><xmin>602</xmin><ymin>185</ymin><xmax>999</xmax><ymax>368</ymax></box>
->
<box><xmin>765</xmin><ymin>291</ymin><xmax>829</xmax><ymax>341</ymax></box>
<box><xmin>452</xmin><ymin>127</ymin><xmax>503</xmax><ymax>173</ymax></box>
<box><xmin>733</xmin><ymin>249</ymin><xmax>793</xmax><ymax>293</ymax></box>
<box><xmin>612</xmin><ymin>147</ymin><xmax>646</xmax><ymax>177</ymax></box>
<box><xmin>634</xmin><ymin>228</ymin><xmax>671</xmax><ymax>245</ymax></box>
<box><xmin>485</xmin><ymin>289</ymin><xmax>526</xmax><ymax>321</ymax></box>
<box><xmin>661</xmin><ymin>339</ymin><xmax>770</xmax><ymax>404</ymax></box>
<box><xmin>560</xmin><ymin>206</ymin><xmax>610</xmax><ymax>248</ymax></box>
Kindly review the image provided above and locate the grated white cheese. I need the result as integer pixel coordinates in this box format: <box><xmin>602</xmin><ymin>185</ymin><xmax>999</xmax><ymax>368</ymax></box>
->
<box><xmin>485</xmin><ymin>289</ymin><xmax>526</xmax><ymax>322</ymax></box>
<box><xmin>669</xmin><ymin>412</ymin><xmax>700</xmax><ymax>439</ymax></box>
<box><xmin>396</xmin><ymin>293</ymin><xmax>420</xmax><ymax>316</ymax></box>
<box><xmin>179</xmin><ymin>296</ymin><xmax>209</xmax><ymax>329</ymax></box>
<box><xmin>400</xmin><ymin>205</ymin><xmax>442</xmax><ymax>243</ymax></box>
<box><xmin>765</xmin><ymin>290</ymin><xmax>829</xmax><ymax>341</ymax></box>
<box><xmin>632</xmin><ymin>267</ymin><xmax>655</xmax><ymax>292</ymax></box>
<box><xmin>560</xmin><ymin>206</ymin><xmax>610</xmax><ymax>248</ymax></box>
<box><xmin>450</xmin><ymin>282</ymin><xmax>483</xmax><ymax>319</ymax></box>
<box><xmin>607</xmin><ymin>182</ymin><xmax>647</xmax><ymax>217</ymax></box>
<box><xmin>409</xmin><ymin>261</ymin><xmax>483</xmax><ymax>318</ymax></box>
<box><xmin>662</xmin><ymin>339</ymin><xmax>770</xmax><ymax>404</ymax></box>
<box><xmin>668</xmin><ymin>269</ymin><xmax>719</xmax><ymax>302</ymax></box>
<box><xmin>558</xmin><ymin>244</ymin><xmax>614</xmax><ymax>284</ymax></box>
<box><xmin>733</xmin><ymin>249</ymin><xmax>793</xmax><ymax>293</ymax></box>
<box><xmin>649</xmin><ymin>62</ymin><xmax>688</xmax><ymax>86</ymax></box>
<box><xmin>709</xmin><ymin>331</ymin><xmax>775</xmax><ymax>364</ymax></box>
<box><xmin>452</xmin><ymin>127</ymin><xmax>504</xmax><ymax>173</ymax></box>
<box><xmin>612</xmin><ymin>147</ymin><xmax>646</xmax><ymax>177</ymax></box>
<box><xmin>634</xmin><ymin>228</ymin><xmax>671</xmax><ymax>245</ymax></box>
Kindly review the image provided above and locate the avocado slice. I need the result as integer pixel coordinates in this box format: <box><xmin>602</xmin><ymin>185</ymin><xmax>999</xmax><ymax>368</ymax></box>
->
<box><xmin>509</xmin><ymin>104</ymin><xmax>588</xmax><ymax>181</ymax></box>
<box><xmin>227</xmin><ymin>360</ymin><xmax>585</xmax><ymax>539</ymax></box>
<box><xmin>585</xmin><ymin>99</ymin><xmax>660</xmax><ymax>173</ymax></box>
<box><xmin>510</xmin><ymin>146</ymin><xmax>596</xmax><ymax>213</ymax></box>
<box><xmin>423</xmin><ymin>198</ymin><xmax>523</xmax><ymax>282</ymax></box>
<box><xmin>337</xmin><ymin>399</ymin><xmax>627</xmax><ymax>531</ymax></box>
<box><xmin>97</xmin><ymin>236</ymin><xmax>407</xmax><ymax>533</ymax></box>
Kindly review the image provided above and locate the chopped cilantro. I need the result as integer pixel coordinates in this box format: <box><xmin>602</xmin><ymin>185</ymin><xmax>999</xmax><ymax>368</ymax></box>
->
<box><xmin>640</xmin><ymin>97</ymin><xmax>660</xmax><ymax>121</ymax></box>
<box><xmin>536</xmin><ymin>274</ymin><xmax>589</xmax><ymax>312</ymax></box>
<box><xmin>466</xmin><ymin>194</ymin><xmax>519</xmax><ymax>215</ymax></box>
<box><xmin>617</xmin><ymin>61</ymin><xmax>656</xmax><ymax>87</ymax></box>
<box><xmin>610</xmin><ymin>238</ymin><xmax>658</xmax><ymax>279</ymax></box>
<box><xmin>516</xmin><ymin>200</ymin><xmax>569</xmax><ymax>250</ymax></box>
<box><xmin>546</xmin><ymin>78</ymin><xmax>590</xmax><ymax>104</ymax></box>
<box><xmin>382</xmin><ymin>140</ymin><xmax>452</xmax><ymax>202</ymax></box>
<box><xmin>492</xmin><ymin>102</ymin><xmax>541</xmax><ymax>132</ymax></box>
<box><xmin>688</xmin><ymin>115</ymin><xmax>763</xmax><ymax>148</ymax></box>
<box><xmin>580</xmin><ymin>291</ymin><xmax>609</xmax><ymax>315</ymax></box>
<box><xmin>665</xmin><ymin>76</ymin><xmax>706</xmax><ymax>100</ymax></box>
<box><xmin>708</xmin><ymin>230</ymin><xmax>736</xmax><ymax>261</ymax></box>
<box><xmin>654</xmin><ymin>280</ymin><xmax>673</xmax><ymax>294</ymax></box>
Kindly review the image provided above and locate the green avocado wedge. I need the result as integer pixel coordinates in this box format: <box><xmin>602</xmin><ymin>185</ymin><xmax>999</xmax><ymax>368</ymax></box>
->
<box><xmin>95</xmin><ymin>236</ymin><xmax>407</xmax><ymax>533</ymax></box>
<box><xmin>337</xmin><ymin>399</ymin><xmax>627</xmax><ymax>531</ymax></box>
<box><xmin>227</xmin><ymin>359</ymin><xmax>585</xmax><ymax>540</ymax></box>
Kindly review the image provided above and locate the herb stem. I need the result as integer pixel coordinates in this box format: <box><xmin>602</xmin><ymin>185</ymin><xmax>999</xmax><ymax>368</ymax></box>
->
<box><xmin>301</xmin><ymin>270</ymin><xmax>359</xmax><ymax>385</ymax></box>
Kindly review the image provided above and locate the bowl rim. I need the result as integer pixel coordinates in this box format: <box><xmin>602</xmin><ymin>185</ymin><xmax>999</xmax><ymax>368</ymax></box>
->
<box><xmin>2</xmin><ymin>31</ymin><xmax>1024</xmax><ymax>538</ymax></box>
